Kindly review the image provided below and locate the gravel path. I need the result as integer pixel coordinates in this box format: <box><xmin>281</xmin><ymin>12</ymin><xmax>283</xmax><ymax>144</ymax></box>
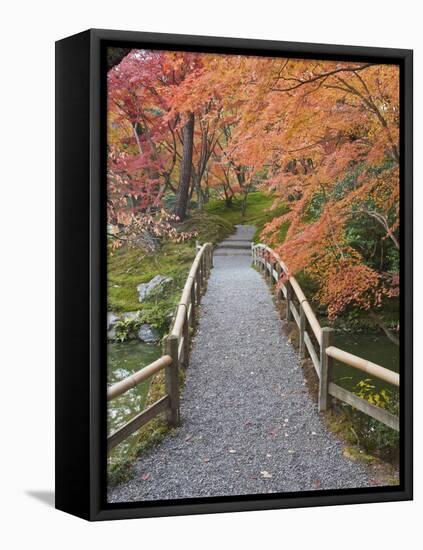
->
<box><xmin>108</xmin><ymin>225</ymin><xmax>370</xmax><ymax>502</ymax></box>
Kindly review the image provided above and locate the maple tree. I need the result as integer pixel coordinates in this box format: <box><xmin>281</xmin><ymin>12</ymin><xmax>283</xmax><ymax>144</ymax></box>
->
<box><xmin>248</xmin><ymin>60</ymin><xmax>400</xmax><ymax>322</ymax></box>
<box><xmin>107</xmin><ymin>49</ymin><xmax>400</xmax><ymax>326</ymax></box>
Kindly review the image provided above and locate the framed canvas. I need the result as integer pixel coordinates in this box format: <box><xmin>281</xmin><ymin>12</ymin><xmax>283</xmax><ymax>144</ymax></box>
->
<box><xmin>55</xmin><ymin>29</ymin><xmax>413</xmax><ymax>521</ymax></box>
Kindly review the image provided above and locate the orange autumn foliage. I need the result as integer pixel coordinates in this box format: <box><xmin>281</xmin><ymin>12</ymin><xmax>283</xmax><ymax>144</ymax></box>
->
<box><xmin>109</xmin><ymin>50</ymin><xmax>400</xmax><ymax>317</ymax></box>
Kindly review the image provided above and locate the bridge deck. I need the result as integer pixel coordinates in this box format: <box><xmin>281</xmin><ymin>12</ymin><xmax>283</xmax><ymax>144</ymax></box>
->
<box><xmin>109</xmin><ymin>225</ymin><xmax>370</xmax><ymax>502</ymax></box>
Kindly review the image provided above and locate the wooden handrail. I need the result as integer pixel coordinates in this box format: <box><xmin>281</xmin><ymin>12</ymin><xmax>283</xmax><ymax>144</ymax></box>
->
<box><xmin>326</xmin><ymin>346</ymin><xmax>400</xmax><ymax>387</ymax></box>
<box><xmin>290</xmin><ymin>278</ymin><xmax>322</xmax><ymax>341</ymax></box>
<box><xmin>171</xmin><ymin>243</ymin><xmax>212</xmax><ymax>339</ymax></box>
<box><xmin>252</xmin><ymin>242</ymin><xmax>400</xmax><ymax>431</ymax></box>
<box><xmin>107</xmin><ymin>355</ymin><xmax>172</xmax><ymax>401</ymax></box>
<box><xmin>253</xmin><ymin>243</ymin><xmax>321</xmax><ymax>340</ymax></box>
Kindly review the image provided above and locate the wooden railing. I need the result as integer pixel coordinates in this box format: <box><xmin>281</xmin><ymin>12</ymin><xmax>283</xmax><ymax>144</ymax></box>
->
<box><xmin>252</xmin><ymin>243</ymin><xmax>399</xmax><ymax>432</ymax></box>
<box><xmin>107</xmin><ymin>242</ymin><xmax>214</xmax><ymax>452</ymax></box>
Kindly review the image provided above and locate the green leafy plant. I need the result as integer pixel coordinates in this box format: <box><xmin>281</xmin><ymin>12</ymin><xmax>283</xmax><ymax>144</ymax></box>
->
<box><xmin>114</xmin><ymin>317</ymin><xmax>141</xmax><ymax>342</ymax></box>
<box><xmin>354</xmin><ymin>379</ymin><xmax>391</xmax><ymax>408</ymax></box>
<box><xmin>346</xmin><ymin>379</ymin><xmax>399</xmax><ymax>453</ymax></box>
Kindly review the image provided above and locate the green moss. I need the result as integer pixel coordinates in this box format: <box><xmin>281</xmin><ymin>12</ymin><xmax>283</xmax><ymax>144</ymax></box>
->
<box><xmin>108</xmin><ymin>241</ymin><xmax>194</xmax><ymax>313</ymax></box>
<box><xmin>385</xmin><ymin>477</ymin><xmax>400</xmax><ymax>486</ymax></box>
<box><xmin>108</xmin><ymin>210</ymin><xmax>235</xmax><ymax>315</ymax></box>
<box><xmin>205</xmin><ymin>191</ymin><xmax>288</xmax><ymax>242</ymax></box>
<box><xmin>107</xmin><ymin>456</ymin><xmax>137</xmax><ymax>486</ymax></box>
<box><xmin>205</xmin><ymin>191</ymin><xmax>272</xmax><ymax>223</ymax></box>
<box><xmin>178</xmin><ymin>210</ymin><xmax>234</xmax><ymax>244</ymax></box>
<box><xmin>323</xmin><ymin>409</ymin><xmax>361</xmax><ymax>445</ymax></box>
<box><xmin>343</xmin><ymin>446</ymin><xmax>379</xmax><ymax>464</ymax></box>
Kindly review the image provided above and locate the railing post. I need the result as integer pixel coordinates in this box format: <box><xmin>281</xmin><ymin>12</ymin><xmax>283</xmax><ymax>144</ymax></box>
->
<box><xmin>204</xmin><ymin>247</ymin><xmax>208</xmax><ymax>277</ymax></box>
<box><xmin>200</xmin><ymin>252</ymin><xmax>205</xmax><ymax>288</ymax></box>
<box><xmin>195</xmin><ymin>269</ymin><xmax>201</xmax><ymax>303</ymax></box>
<box><xmin>182</xmin><ymin>313</ymin><xmax>189</xmax><ymax>367</ymax></box>
<box><xmin>206</xmin><ymin>246</ymin><xmax>211</xmax><ymax>275</ymax></box>
<box><xmin>299</xmin><ymin>302</ymin><xmax>306</xmax><ymax>359</ymax></box>
<box><xmin>190</xmin><ymin>281</ymin><xmax>196</xmax><ymax>325</ymax></box>
<box><xmin>319</xmin><ymin>327</ymin><xmax>334</xmax><ymax>412</ymax></box>
<box><xmin>269</xmin><ymin>260</ymin><xmax>274</xmax><ymax>286</ymax></box>
<box><xmin>164</xmin><ymin>334</ymin><xmax>180</xmax><ymax>426</ymax></box>
<box><xmin>286</xmin><ymin>281</ymin><xmax>293</xmax><ymax>321</ymax></box>
<box><xmin>276</xmin><ymin>263</ymin><xmax>283</xmax><ymax>301</ymax></box>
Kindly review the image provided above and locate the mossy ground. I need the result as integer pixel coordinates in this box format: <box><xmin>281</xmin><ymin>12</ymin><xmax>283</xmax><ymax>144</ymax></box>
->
<box><xmin>108</xmin><ymin>210</ymin><xmax>234</xmax><ymax>318</ymax></box>
<box><xmin>205</xmin><ymin>191</ymin><xmax>288</xmax><ymax>242</ymax></box>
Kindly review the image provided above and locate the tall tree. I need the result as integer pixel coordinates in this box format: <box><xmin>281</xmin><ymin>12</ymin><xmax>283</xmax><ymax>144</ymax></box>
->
<box><xmin>173</xmin><ymin>112</ymin><xmax>195</xmax><ymax>221</ymax></box>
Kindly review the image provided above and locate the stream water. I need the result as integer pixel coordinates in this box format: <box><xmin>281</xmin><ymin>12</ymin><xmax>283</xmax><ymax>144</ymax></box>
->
<box><xmin>332</xmin><ymin>330</ymin><xmax>399</xmax><ymax>394</ymax></box>
<box><xmin>107</xmin><ymin>341</ymin><xmax>162</xmax><ymax>459</ymax></box>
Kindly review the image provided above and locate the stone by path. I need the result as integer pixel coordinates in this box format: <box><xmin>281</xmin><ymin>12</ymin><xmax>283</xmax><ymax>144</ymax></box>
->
<box><xmin>108</xmin><ymin>225</ymin><xmax>370</xmax><ymax>502</ymax></box>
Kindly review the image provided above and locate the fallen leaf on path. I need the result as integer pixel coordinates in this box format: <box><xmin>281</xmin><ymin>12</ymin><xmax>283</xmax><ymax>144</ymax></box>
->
<box><xmin>141</xmin><ymin>473</ymin><xmax>150</xmax><ymax>481</ymax></box>
<box><xmin>203</xmin><ymin>457</ymin><xmax>210</xmax><ymax>463</ymax></box>
<box><xmin>314</xmin><ymin>479</ymin><xmax>321</xmax><ymax>488</ymax></box>
<box><xmin>369</xmin><ymin>478</ymin><xmax>381</xmax><ymax>486</ymax></box>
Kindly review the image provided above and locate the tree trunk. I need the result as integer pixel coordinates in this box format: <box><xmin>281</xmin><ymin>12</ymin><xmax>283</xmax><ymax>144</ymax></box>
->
<box><xmin>241</xmin><ymin>194</ymin><xmax>248</xmax><ymax>216</ymax></box>
<box><xmin>196</xmin><ymin>174</ymin><xmax>204</xmax><ymax>210</ymax></box>
<box><xmin>174</xmin><ymin>113</ymin><xmax>194</xmax><ymax>221</ymax></box>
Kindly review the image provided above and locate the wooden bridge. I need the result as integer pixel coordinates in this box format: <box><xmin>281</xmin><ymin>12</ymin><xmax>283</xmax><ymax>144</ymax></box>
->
<box><xmin>108</xmin><ymin>232</ymin><xmax>399</xmax><ymax>454</ymax></box>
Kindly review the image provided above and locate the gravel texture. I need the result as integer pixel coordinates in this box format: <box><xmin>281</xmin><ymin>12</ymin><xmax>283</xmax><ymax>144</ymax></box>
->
<box><xmin>108</xmin><ymin>225</ymin><xmax>370</xmax><ymax>503</ymax></box>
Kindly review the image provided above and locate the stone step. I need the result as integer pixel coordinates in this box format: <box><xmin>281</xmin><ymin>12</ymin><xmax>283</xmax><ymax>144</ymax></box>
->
<box><xmin>219</xmin><ymin>239</ymin><xmax>251</xmax><ymax>247</ymax></box>
<box><xmin>214</xmin><ymin>249</ymin><xmax>252</xmax><ymax>256</ymax></box>
<box><xmin>218</xmin><ymin>242</ymin><xmax>251</xmax><ymax>249</ymax></box>
<box><xmin>225</xmin><ymin>236</ymin><xmax>254</xmax><ymax>242</ymax></box>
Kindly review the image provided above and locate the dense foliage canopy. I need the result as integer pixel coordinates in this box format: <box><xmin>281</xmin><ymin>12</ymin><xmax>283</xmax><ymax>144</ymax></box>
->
<box><xmin>108</xmin><ymin>49</ymin><xmax>399</xmax><ymax>321</ymax></box>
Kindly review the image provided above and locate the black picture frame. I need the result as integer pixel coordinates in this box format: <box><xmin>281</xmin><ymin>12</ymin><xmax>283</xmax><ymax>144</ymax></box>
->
<box><xmin>55</xmin><ymin>28</ymin><xmax>413</xmax><ymax>521</ymax></box>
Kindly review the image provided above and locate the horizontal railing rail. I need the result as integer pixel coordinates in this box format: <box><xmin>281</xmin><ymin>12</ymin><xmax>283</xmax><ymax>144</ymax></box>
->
<box><xmin>107</xmin><ymin>355</ymin><xmax>172</xmax><ymax>402</ymax></box>
<box><xmin>252</xmin><ymin>243</ymin><xmax>399</xmax><ymax>431</ymax></box>
<box><xmin>107</xmin><ymin>242</ymin><xmax>214</xmax><ymax>452</ymax></box>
